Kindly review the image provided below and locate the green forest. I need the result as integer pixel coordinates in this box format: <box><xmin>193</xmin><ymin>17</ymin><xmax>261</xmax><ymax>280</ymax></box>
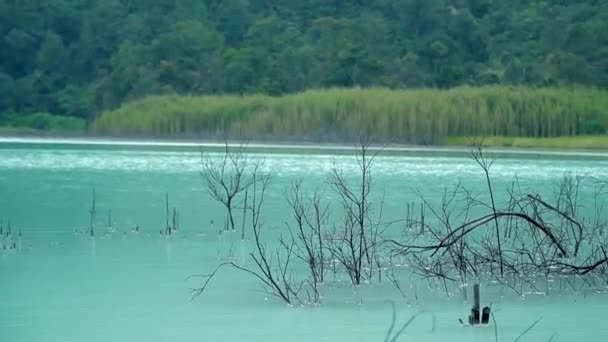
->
<box><xmin>1</xmin><ymin>0</ymin><xmax>608</xmax><ymax>145</ymax></box>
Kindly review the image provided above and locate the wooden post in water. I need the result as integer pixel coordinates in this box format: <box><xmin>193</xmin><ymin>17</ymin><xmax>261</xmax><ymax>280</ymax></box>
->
<box><xmin>165</xmin><ymin>192</ymin><xmax>171</xmax><ymax>236</ymax></box>
<box><xmin>90</xmin><ymin>188</ymin><xmax>96</xmax><ymax>237</ymax></box>
<box><xmin>420</xmin><ymin>203</ymin><xmax>425</xmax><ymax>235</ymax></box>
<box><xmin>468</xmin><ymin>283</ymin><xmax>481</xmax><ymax>325</ymax></box>
<box><xmin>18</xmin><ymin>226</ymin><xmax>22</xmax><ymax>251</ymax></box>
<box><xmin>172</xmin><ymin>207</ymin><xmax>177</xmax><ymax>232</ymax></box>
<box><xmin>175</xmin><ymin>208</ymin><xmax>180</xmax><ymax>231</ymax></box>
<box><xmin>473</xmin><ymin>284</ymin><xmax>480</xmax><ymax>312</ymax></box>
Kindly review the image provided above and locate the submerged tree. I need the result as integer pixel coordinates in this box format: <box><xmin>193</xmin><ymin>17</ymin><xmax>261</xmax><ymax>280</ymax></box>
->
<box><xmin>201</xmin><ymin>142</ymin><xmax>252</xmax><ymax>232</ymax></box>
<box><xmin>193</xmin><ymin>139</ymin><xmax>608</xmax><ymax>307</ymax></box>
<box><xmin>282</xmin><ymin>179</ymin><xmax>330</xmax><ymax>303</ymax></box>
<box><xmin>193</xmin><ymin>146</ymin><xmax>305</xmax><ymax>305</ymax></box>
<box><xmin>326</xmin><ymin>137</ymin><xmax>384</xmax><ymax>286</ymax></box>
<box><xmin>389</xmin><ymin>142</ymin><xmax>608</xmax><ymax>297</ymax></box>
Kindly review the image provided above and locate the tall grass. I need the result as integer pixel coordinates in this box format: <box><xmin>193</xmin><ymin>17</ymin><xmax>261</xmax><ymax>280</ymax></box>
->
<box><xmin>94</xmin><ymin>86</ymin><xmax>608</xmax><ymax>144</ymax></box>
<box><xmin>447</xmin><ymin>135</ymin><xmax>608</xmax><ymax>149</ymax></box>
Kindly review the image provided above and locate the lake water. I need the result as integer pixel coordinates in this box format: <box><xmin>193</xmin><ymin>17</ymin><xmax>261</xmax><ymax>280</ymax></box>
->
<box><xmin>1</xmin><ymin>138</ymin><xmax>608</xmax><ymax>342</ymax></box>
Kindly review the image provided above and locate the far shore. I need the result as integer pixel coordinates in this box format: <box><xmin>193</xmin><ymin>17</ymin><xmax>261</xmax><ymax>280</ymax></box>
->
<box><xmin>2</xmin><ymin>134</ymin><xmax>608</xmax><ymax>159</ymax></box>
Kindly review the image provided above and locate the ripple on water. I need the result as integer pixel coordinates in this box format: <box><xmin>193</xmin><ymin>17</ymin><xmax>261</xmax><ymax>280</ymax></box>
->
<box><xmin>2</xmin><ymin>148</ymin><xmax>608</xmax><ymax>182</ymax></box>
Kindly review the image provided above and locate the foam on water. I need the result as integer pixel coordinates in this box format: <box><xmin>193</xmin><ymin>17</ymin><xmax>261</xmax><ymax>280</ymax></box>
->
<box><xmin>2</xmin><ymin>146</ymin><xmax>608</xmax><ymax>181</ymax></box>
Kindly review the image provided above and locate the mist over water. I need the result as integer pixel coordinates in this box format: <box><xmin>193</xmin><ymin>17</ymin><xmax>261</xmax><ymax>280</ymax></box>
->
<box><xmin>1</xmin><ymin>140</ymin><xmax>607</xmax><ymax>341</ymax></box>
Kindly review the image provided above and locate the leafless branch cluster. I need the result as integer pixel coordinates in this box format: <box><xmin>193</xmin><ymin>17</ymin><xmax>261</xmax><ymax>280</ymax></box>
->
<box><xmin>200</xmin><ymin>143</ymin><xmax>253</xmax><ymax>232</ymax></box>
<box><xmin>193</xmin><ymin>161</ymin><xmax>307</xmax><ymax>304</ymax></box>
<box><xmin>281</xmin><ymin>179</ymin><xmax>329</xmax><ymax>303</ymax></box>
<box><xmin>195</xmin><ymin>138</ymin><xmax>608</xmax><ymax>306</ymax></box>
<box><xmin>247</xmin><ymin>164</ymin><xmax>305</xmax><ymax>304</ymax></box>
<box><xmin>195</xmin><ymin>138</ymin><xmax>389</xmax><ymax>304</ymax></box>
<box><xmin>326</xmin><ymin>137</ymin><xmax>385</xmax><ymax>286</ymax></box>
<box><xmin>389</xmin><ymin>142</ymin><xmax>608</xmax><ymax>296</ymax></box>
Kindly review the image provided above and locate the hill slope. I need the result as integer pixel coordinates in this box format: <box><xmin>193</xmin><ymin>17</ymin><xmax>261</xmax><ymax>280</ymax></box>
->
<box><xmin>1</xmin><ymin>0</ymin><xmax>607</xmax><ymax>122</ymax></box>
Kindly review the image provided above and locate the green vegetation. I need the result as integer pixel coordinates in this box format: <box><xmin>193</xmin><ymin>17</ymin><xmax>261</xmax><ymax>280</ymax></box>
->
<box><xmin>0</xmin><ymin>113</ymin><xmax>86</xmax><ymax>132</ymax></box>
<box><xmin>2</xmin><ymin>1</ymin><xmax>608</xmax><ymax>118</ymax></box>
<box><xmin>447</xmin><ymin>136</ymin><xmax>608</xmax><ymax>150</ymax></box>
<box><xmin>95</xmin><ymin>87</ymin><xmax>608</xmax><ymax>145</ymax></box>
<box><xmin>2</xmin><ymin>1</ymin><xmax>608</xmax><ymax>147</ymax></box>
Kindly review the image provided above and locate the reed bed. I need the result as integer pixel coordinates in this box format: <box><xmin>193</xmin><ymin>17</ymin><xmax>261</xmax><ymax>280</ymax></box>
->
<box><xmin>94</xmin><ymin>86</ymin><xmax>608</xmax><ymax>145</ymax></box>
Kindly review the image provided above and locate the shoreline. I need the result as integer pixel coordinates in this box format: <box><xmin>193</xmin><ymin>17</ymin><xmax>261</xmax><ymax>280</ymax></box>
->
<box><xmin>2</xmin><ymin>134</ymin><xmax>608</xmax><ymax>159</ymax></box>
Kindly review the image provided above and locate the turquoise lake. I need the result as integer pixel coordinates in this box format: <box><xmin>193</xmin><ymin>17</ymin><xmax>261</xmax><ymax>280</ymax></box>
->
<box><xmin>1</xmin><ymin>138</ymin><xmax>608</xmax><ymax>342</ymax></box>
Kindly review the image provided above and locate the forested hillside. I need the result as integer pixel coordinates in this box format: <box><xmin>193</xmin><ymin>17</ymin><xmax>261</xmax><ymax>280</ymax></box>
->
<box><xmin>1</xmin><ymin>0</ymin><xmax>607</xmax><ymax>124</ymax></box>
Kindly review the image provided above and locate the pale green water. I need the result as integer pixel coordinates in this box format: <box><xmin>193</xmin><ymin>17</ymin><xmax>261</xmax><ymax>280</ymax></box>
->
<box><xmin>1</xmin><ymin>139</ymin><xmax>608</xmax><ymax>341</ymax></box>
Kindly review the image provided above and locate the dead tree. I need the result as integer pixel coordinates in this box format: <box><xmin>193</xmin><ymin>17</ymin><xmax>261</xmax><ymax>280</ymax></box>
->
<box><xmin>389</xmin><ymin>146</ymin><xmax>608</xmax><ymax>296</ymax></box>
<box><xmin>394</xmin><ymin>183</ymin><xmax>477</xmax><ymax>298</ymax></box>
<box><xmin>246</xmin><ymin>164</ymin><xmax>303</xmax><ymax>303</ymax></box>
<box><xmin>192</xmin><ymin>161</ymin><xmax>304</xmax><ymax>305</ymax></box>
<box><xmin>471</xmin><ymin>141</ymin><xmax>504</xmax><ymax>276</ymax></box>
<box><xmin>281</xmin><ymin>179</ymin><xmax>330</xmax><ymax>303</ymax></box>
<box><xmin>326</xmin><ymin>137</ymin><xmax>383</xmax><ymax>285</ymax></box>
<box><xmin>201</xmin><ymin>142</ymin><xmax>251</xmax><ymax>232</ymax></box>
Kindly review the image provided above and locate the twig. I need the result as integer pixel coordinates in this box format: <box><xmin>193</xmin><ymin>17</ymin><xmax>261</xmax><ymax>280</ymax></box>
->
<box><xmin>514</xmin><ymin>317</ymin><xmax>542</xmax><ymax>342</ymax></box>
<box><xmin>384</xmin><ymin>300</ymin><xmax>418</xmax><ymax>342</ymax></box>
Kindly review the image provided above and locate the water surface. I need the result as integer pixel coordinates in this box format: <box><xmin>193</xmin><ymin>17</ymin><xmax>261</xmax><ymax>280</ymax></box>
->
<box><xmin>1</xmin><ymin>139</ymin><xmax>607</xmax><ymax>341</ymax></box>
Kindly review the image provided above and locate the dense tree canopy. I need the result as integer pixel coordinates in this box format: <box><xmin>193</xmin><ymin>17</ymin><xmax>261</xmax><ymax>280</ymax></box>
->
<box><xmin>1</xmin><ymin>0</ymin><xmax>607</xmax><ymax>120</ymax></box>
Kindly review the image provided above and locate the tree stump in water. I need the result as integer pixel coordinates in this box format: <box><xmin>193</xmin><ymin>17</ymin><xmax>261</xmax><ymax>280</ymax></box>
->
<box><xmin>468</xmin><ymin>284</ymin><xmax>481</xmax><ymax>325</ymax></box>
<box><xmin>466</xmin><ymin>284</ymin><xmax>491</xmax><ymax>325</ymax></box>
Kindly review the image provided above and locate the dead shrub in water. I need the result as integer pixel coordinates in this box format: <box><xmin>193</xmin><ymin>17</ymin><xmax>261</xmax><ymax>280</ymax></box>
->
<box><xmin>389</xmin><ymin>142</ymin><xmax>608</xmax><ymax>297</ymax></box>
